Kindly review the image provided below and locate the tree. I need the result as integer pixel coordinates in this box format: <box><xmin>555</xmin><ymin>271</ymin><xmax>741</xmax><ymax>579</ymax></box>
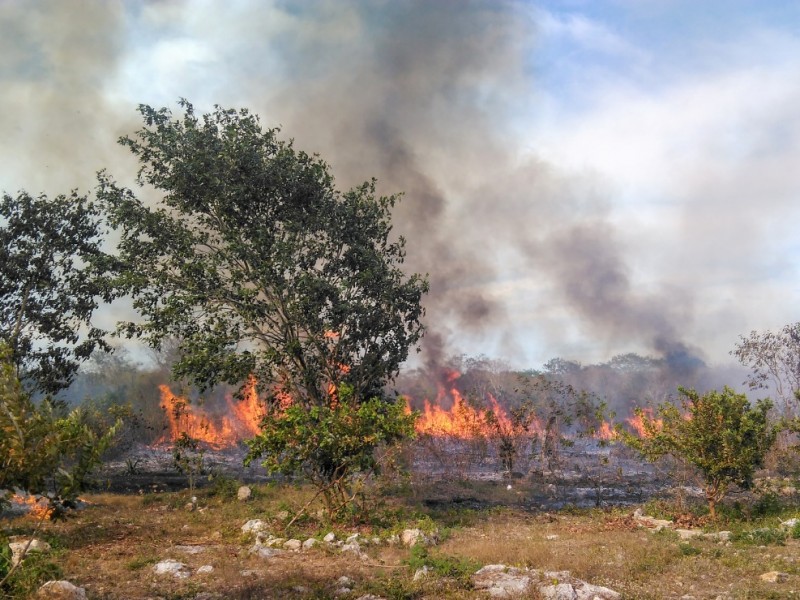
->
<box><xmin>0</xmin><ymin>191</ymin><xmax>118</xmax><ymax>395</ymax></box>
<box><xmin>623</xmin><ymin>386</ymin><xmax>776</xmax><ymax>518</ymax></box>
<box><xmin>99</xmin><ymin>101</ymin><xmax>428</xmax><ymax>507</ymax></box>
<box><xmin>733</xmin><ymin>322</ymin><xmax>800</xmax><ymax>417</ymax></box>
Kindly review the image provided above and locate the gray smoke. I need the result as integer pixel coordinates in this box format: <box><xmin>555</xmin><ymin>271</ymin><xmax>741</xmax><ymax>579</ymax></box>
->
<box><xmin>0</xmin><ymin>0</ymin><xmax>705</xmax><ymax>370</ymax></box>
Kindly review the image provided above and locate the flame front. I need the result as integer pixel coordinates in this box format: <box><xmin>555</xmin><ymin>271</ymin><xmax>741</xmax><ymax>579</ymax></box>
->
<box><xmin>625</xmin><ymin>408</ymin><xmax>663</xmax><ymax>438</ymax></box>
<box><xmin>157</xmin><ymin>377</ymin><xmax>265</xmax><ymax>449</ymax></box>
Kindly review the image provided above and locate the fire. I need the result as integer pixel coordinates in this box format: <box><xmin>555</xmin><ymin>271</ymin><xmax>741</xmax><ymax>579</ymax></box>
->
<box><xmin>157</xmin><ymin>377</ymin><xmax>265</xmax><ymax>449</ymax></box>
<box><xmin>594</xmin><ymin>420</ymin><xmax>619</xmax><ymax>441</ymax></box>
<box><xmin>625</xmin><ymin>408</ymin><xmax>663</xmax><ymax>438</ymax></box>
<box><xmin>11</xmin><ymin>494</ymin><xmax>53</xmax><ymax>520</ymax></box>
<box><xmin>412</xmin><ymin>375</ymin><xmax>524</xmax><ymax>439</ymax></box>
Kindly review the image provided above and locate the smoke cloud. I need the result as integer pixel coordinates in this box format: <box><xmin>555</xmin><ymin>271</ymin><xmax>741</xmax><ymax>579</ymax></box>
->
<box><xmin>0</xmin><ymin>1</ymin><xmax>732</xmax><ymax>370</ymax></box>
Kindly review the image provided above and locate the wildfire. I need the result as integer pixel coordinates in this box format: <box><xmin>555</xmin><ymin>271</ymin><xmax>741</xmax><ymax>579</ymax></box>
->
<box><xmin>625</xmin><ymin>408</ymin><xmax>663</xmax><ymax>438</ymax></box>
<box><xmin>594</xmin><ymin>420</ymin><xmax>619</xmax><ymax>441</ymax></box>
<box><xmin>411</xmin><ymin>374</ymin><xmax>526</xmax><ymax>439</ymax></box>
<box><xmin>10</xmin><ymin>494</ymin><xmax>53</xmax><ymax>520</ymax></box>
<box><xmin>157</xmin><ymin>377</ymin><xmax>265</xmax><ymax>449</ymax></box>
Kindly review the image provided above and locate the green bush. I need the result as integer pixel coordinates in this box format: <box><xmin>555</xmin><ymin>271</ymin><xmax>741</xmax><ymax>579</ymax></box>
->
<box><xmin>406</xmin><ymin>544</ymin><xmax>480</xmax><ymax>584</ymax></box>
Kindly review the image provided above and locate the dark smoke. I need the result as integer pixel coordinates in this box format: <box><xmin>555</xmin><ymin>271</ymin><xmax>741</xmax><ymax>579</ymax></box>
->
<box><xmin>0</xmin><ymin>0</ymin><xmax>705</xmax><ymax>372</ymax></box>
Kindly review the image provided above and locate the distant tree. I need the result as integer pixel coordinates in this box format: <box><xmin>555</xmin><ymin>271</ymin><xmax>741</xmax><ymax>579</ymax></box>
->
<box><xmin>623</xmin><ymin>386</ymin><xmax>776</xmax><ymax>518</ymax></box>
<box><xmin>99</xmin><ymin>101</ymin><xmax>428</xmax><ymax>512</ymax></box>
<box><xmin>733</xmin><ymin>322</ymin><xmax>800</xmax><ymax>416</ymax></box>
<box><xmin>0</xmin><ymin>191</ymin><xmax>118</xmax><ymax>395</ymax></box>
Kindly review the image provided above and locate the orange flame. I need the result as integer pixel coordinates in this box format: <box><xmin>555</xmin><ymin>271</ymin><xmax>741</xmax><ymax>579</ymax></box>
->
<box><xmin>157</xmin><ymin>377</ymin><xmax>265</xmax><ymax>449</ymax></box>
<box><xmin>594</xmin><ymin>421</ymin><xmax>619</xmax><ymax>441</ymax></box>
<box><xmin>11</xmin><ymin>494</ymin><xmax>53</xmax><ymax>520</ymax></box>
<box><xmin>412</xmin><ymin>377</ymin><xmax>529</xmax><ymax>439</ymax></box>
<box><xmin>625</xmin><ymin>408</ymin><xmax>663</xmax><ymax>438</ymax></box>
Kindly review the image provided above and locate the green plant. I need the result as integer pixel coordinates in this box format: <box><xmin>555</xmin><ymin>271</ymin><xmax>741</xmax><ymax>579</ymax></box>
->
<box><xmin>623</xmin><ymin>386</ymin><xmax>776</xmax><ymax>518</ymax></box>
<box><xmin>246</xmin><ymin>385</ymin><xmax>415</xmax><ymax>518</ymax></box>
<box><xmin>172</xmin><ymin>432</ymin><xmax>205</xmax><ymax>495</ymax></box>
<box><xmin>406</xmin><ymin>544</ymin><xmax>480</xmax><ymax>584</ymax></box>
<box><xmin>0</xmin><ymin>344</ymin><xmax>120</xmax><ymax>514</ymax></box>
<box><xmin>732</xmin><ymin>527</ymin><xmax>786</xmax><ymax>546</ymax></box>
<box><xmin>678</xmin><ymin>543</ymin><xmax>701</xmax><ymax>556</ymax></box>
<box><xmin>1</xmin><ymin>551</ymin><xmax>62</xmax><ymax>599</ymax></box>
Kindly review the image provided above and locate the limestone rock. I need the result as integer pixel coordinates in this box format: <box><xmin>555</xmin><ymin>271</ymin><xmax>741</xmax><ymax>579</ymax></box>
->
<box><xmin>274</xmin><ymin>510</ymin><xmax>290</xmax><ymax>521</ymax></box>
<box><xmin>676</xmin><ymin>529</ymin><xmax>704</xmax><ymax>540</ymax></box>
<box><xmin>540</xmin><ymin>583</ymin><xmax>577</xmax><ymax>600</ymax></box>
<box><xmin>241</xmin><ymin>519</ymin><xmax>268</xmax><ymax>535</ymax></box>
<box><xmin>400</xmin><ymin>528</ymin><xmax>437</xmax><ymax>547</ymax></box>
<box><xmin>250</xmin><ymin>545</ymin><xmax>283</xmax><ymax>559</ymax></box>
<box><xmin>10</xmin><ymin>539</ymin><xmax>51</xmax><ymax>567</ymax></box>
<box><xmin>237</xmin><ymin>486</ymin><xmax>252</xmax><ymax>501</ymax></box>
<box><xmin>473</xmin><ymin>564</ymin><xmax>532</xmax><ymax>598</ymax></box>
<box><xmin>283</xmin><ymin>539</ymin><xmax>302</xmax><ymax>551</ymax></box>
<box><xmin>302</xmin><ymin>538</ymin><xmax>318</xmax><ymax>550</ymax></box>
<box><xmin>197</xmin><ymin>565</ymin><xmax>214</xmax><ymax>574</ymax></box>
<box><xmin>35</xmin><ymin>581</ymin><xmax>87</xmax><ymax>600</ymax></box>
<box><xmin>323</xmin><ymin>532</ymin><xmax>337</xmax><ymax>543</ymax></box>
<box><xmin>413</xmin><ymin>566</ymin><xmax>430</xmax><ymax>582</ymax></box>
<box><xmin>760</xmin><ymin>571</ymin><xmax>789</xmax><ymax>583</ymax></box>
<box><xmin>152</xmin><ymin>559</ymin><xmax>190</xmax><ymax>578</ymax></box>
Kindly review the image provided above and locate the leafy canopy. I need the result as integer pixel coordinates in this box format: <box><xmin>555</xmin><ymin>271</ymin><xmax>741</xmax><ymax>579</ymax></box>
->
<box><xmin>623</xmin><ymin>386</ymin><xmax>776</xmax><ymax>517</ymax></box>
<box><xmin>99</xmin><ymin>100</ymin><xmax>428</xmax><ymax>406</ymax></box>
<box><xmin>0</xmin><ymin>191</ymin><xmax>117</xmax><ymax>395</ymax></box>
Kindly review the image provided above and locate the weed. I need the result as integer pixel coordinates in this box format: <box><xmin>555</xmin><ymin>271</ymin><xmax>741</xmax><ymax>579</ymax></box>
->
<box><xmin>731</xmin><ymin>527</ymin><xmax>786</xmax><ymax>546</ymax></box>
<box><xmin>205</xmin><ymin>473</ymin><xmax>240</xmax><ymax>500</ymax></box>
<box><xmin>792</xmin><ymin>521</ymin><xmax>800</xmax><ymax>539</ymax></box>
<box><xmin>1</xmin><ymin>551</ymin><xmax>62</xmax><ymax>599</ymax></box>
<box><xmin>406</xmin><ymin>544</ymin><xmax>481</xmax><ymax>585</ymax></box>
<box><xmin>678</xmin><ymin>543</ymin><xmax>701</xmax><ymax>557</ymax></box>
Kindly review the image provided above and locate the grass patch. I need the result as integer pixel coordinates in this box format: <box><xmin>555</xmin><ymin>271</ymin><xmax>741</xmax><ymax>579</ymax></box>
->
<box><xmin>406</xmin><ymin>544</ymin><xmax>481</xmax><ymax>584</ymax></box>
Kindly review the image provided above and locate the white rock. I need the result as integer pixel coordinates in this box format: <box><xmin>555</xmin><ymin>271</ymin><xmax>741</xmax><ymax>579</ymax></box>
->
<box><xmin>676</xmin><ymin>529</ymin><xmax>704</xmax><ymax>540</ymax></box>
<box><xmin>540</xmin><ymin>583</ymin><xmax>577</xmax><ymax>600</ymax></box>
<box><xmin>35</xmin><ymin>580</ymin><xmax>87</xmax><ymax>600</ymax></box>
<box><xmin>337</xmin><ymin>576</ymin><xmax>355</xmax><ymax>587</ymax></box>
<box><xmin>240</xmin><ymin>569</ymin><xmax>260</xmax><ymax>577</ymax></box>
<box><xmin>473</xmin><ymin>565</ymin><xmax>532</xmax><ymax>598</ymax></box>
<box><xmin>250</xmin><ymin>545</ymin><xmax>282</xmax><ymax>558</ymax></box>
<box><xmin>413</xmin><ymin>566</ymin><xmax>430</xmax><ymax>581</ymax></box>
<box><xmin>197</xmin><ymin>565</ymin><xmax>214</xmax><ymax>574</ymax></box>
<box><xmin>781</xmin><ymin>518</ymin><xmax>800</xmax><ymax>529</ymax></box>
<box><xmin>323</xmin><ymin>532</ymin><xmax>337</xmax><ymax>543</ymax></box>
<box><xmin>241</xmin><ymin>519</ymin><xmax>268</xmax><ymax>535</ymax></box>
<box><xmin>760</xmin><ymin>571</ymin><xmax>789</xmax><ymax>583</ymax></box>
<box><xmin>333</xmin><ymin>588</ymin><xmax>351</xmax><ymax>597</ymax></box>
<box><xmin>545</xmin><ymin>534</ymin><xmax>559</xmax><ymax>541</ymax></box>
<box><xmin>10</xmin><ymin>539</ymin><xmax>51</xmax><ymax>567</ymax></box>
<box><xmin>346</xmin><ymin>533</ymin><xmax>360</xmax><ymax>544</ymax></box>
<box><xmin>574</xmin><ymin>582</ymin><xmax>622</xmax><ymax>600</ymax></box>
<box><xmin>303</xmin><ymin>538</ymin><xmax>318</xmax><ymax>550</ymax></box>
<box><xmin>341</xmin><ymin>542</ymin><xmax>362</xmax><ymax>554</ymax></box>
<box><xmin>283</xmin><ymin>539</ymin><xmax>302</xmax><ymax>551</ymax></box>
<box><xmin>275</xmin><ymin>510</ymin><xmax>290</xmax><ymax>521</ymax></box>
<box><xmin>237</xmin><ymin>486</ymin><xmax>252</xmax><ymax>501</ymax></box>
<box><xmin>152</xmin><ymin>559</ymin><xmax>189</xmax><ymax>578</ymax></box>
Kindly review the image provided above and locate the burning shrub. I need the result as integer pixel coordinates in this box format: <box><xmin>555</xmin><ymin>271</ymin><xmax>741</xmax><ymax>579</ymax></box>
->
<box><xmin>622</xmin><ymin>386</ymin><xmax>776</xmax><ymax>518</ymax></box>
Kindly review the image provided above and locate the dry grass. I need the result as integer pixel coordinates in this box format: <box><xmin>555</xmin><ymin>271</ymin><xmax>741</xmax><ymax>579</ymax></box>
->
<box><xmin>4</xmin><ymin>481</ymin><xmax>800</xmax><ymax>599</ymax></box>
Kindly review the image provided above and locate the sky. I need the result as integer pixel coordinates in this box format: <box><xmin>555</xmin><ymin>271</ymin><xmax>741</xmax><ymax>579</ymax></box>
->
<box><xmin>1</xmin><ymin>0</ymin><xmax>799</xmax><ymax>371</ymax></box>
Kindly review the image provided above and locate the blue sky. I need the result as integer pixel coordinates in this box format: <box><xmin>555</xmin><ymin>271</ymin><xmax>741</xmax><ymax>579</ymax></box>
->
<box><xmin>1</xmin><ymin>1</ymin><xmax>798</xmax><ymax>369</ymax></box>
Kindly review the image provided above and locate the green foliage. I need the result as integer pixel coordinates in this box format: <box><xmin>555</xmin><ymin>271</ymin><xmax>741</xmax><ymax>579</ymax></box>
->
<box><xmin>0</xmin><ymin>191</ymin><xmax>119</xmax><ymax>395</ymax></box>
<box><xmin>99</xmin><ymin>100</ymin><xmax>427</xmax><ymax>516</ymax></box>
<box><xmin>246</xmin><ymin>385</ymin><xmax>415</xmax><ymax>516</ymax></box>
<box><xmin>623</xmin><ymin>386</ymin><xmax>776</xmax><ymax>517</ymax></box>
<box><xmin>406</xmin><ymin>544</ymin><xmax>480</xmax><ymax>583</ymax></box>
<box><xmin>1</xmin><ymin>550</ymin><xmax>62</xmax><ymax>599</ymax></box>
<box><xmin>99</xmin><ymin>100</ymin><xmax>428</xmax><ymax>406</ymax></box>
<box><xmin>731</xmin><ymin>527</ymin><xmax>786</xmax><ymax>546</ymax></box>
<box><xmin>678</xmin><ymin>542</ymin><xmax>701</xmax><ymax>557</ymax></box>
<box><xmin>0</xmin><ymin>344</ymin><xmax>120</xmax><ymax>514</ymax></box>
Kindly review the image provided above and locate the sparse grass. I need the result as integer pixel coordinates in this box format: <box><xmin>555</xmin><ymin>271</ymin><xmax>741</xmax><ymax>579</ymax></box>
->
<box><xmin>3</xmin><ymin>480</ymin><xmax>800</xmax><ymax>598</ymax></box>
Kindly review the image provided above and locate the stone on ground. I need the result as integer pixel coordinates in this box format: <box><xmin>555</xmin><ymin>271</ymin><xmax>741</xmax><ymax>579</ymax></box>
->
<box><xmin>237</xmin><ymin>485</ymin><xmax>252</xmax><ymax>501</ymax></box>
<box><xmin>152</xmin><ymin>559</ymin><xmax>190</xmax><ymax>578</ymax></box>
<box><xmin>35</xmin><ymin>581</ymin><xmax>87</xmax><ymax>600</ymax></box>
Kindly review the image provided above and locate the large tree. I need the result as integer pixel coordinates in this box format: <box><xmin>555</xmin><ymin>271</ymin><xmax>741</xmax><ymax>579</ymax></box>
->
<box><xmin>99</xmin><ymin>99</ymin><xmax>427</xmax><ymax>434</ymax></box>
<box><xmin>0</xmin><ymin>191</ymin><xmax>117</xmax><ymax>395</ymax></box>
